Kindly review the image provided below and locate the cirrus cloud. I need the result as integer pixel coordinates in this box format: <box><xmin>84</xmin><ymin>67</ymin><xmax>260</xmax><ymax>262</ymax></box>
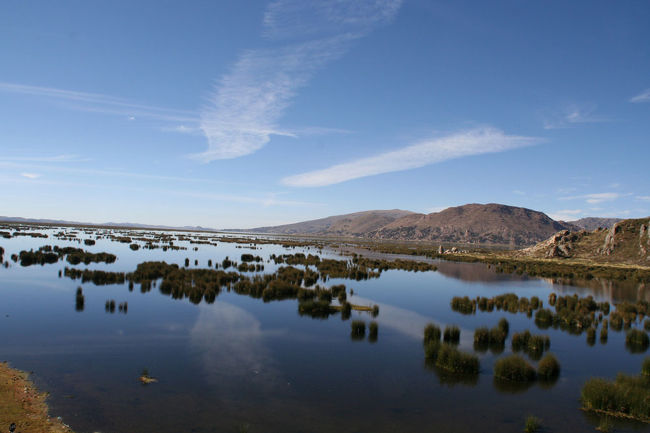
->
<box><xmin>281</xmin><ymin>127</ymin><xmax>538</xmax><ymax>187</ymax></box>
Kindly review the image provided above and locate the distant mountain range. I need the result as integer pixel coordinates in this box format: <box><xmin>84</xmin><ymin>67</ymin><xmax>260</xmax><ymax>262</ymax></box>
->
<box><xmin>566</xmin><ymin>217</ymin><xmax>622</xmax><ymax>231</ymax></box>
<box><xmin>0</xmin><ymin>216</ymin><xmax>216</xmax><ymax>232</ymax></box>
<box><xmin>1</xmin><ymin>206</ymin><xmax>626</xmax><ymax>248</ymax></box>
<box><xmin>248</xmin><ymin>204</ymin><xmax>624</xmax><ymax>247</ymax></box>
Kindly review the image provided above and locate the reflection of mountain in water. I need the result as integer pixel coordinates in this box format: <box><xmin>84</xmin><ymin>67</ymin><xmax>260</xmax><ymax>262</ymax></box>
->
<box><xmin>189</xmin><ymin>302</ymin><xmax>285</xmax><ymax>397</ymax></box>
<box><xmin>551</xmin><ymin>278</ymin><xmax>650</xmax><ymax>303</ymax></box>
<box><xmin>434</xmin><ymin>260</ymin><xmax>529</xmax><ymax>284</ymax></box>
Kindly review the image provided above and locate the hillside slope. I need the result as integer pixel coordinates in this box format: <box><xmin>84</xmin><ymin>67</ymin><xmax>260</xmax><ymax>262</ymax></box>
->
<box><xmin>367</xmin><ymin>204</ymin><xmax>573</xmax><ymax>246</ymax></box>
<box><xmin>520</xmin><ymin>217</ymin><xmax>650</xmax><ymax>265</ymax></box>
<box><xmin>249</xmin><ymin>210</ymin><xmax>414</xmax><ymax>236</ymax></box>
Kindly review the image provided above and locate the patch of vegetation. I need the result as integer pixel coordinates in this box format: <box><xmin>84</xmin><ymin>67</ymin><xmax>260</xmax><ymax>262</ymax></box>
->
<box><xmin>0</xmin><ymin>362</ymin><xmax>74</xmax><ymax>433</ymax></box>
<box><xmin>581</xmin><ymin>361</ymin><xmax>650</xmax><ymax>423</ymax></box>
<box><xmin>473</xmin><ymin>322</ymin><xmax>507</xmax><ymax>353</ymax></box>
<box><xmin>351</xmin><ymin>320</ymin><xmax>366</xmax><ymax>340</ymax></box>
<box><xmin>424</xmin><ymin>323</ymin><xmax>441</xmax><ymax>345</ymax></box>
<box><xmin>75</xmin><ymin>287</ymin><xmax>84</xmax><ymax>312</ymax></box>
<box><xmin>625</xmin><ymin>329</ymin><xmax>649</xmax><ymax>353</ymax></box>
<box><xmin>368</xmin><ymin>321</ymin><xmax>378</xmax><ymax>343</ymax></box>
<box><xmin>443</xmin><ymin>325</ymin><xmax>460</xmax><ymax>344</ymax></box>
<box><xmin>537</xmin><ymin>353</ymin><xmax>560</xmax><ymax>382</ymax></box>
<box><xmin>511</xmin><ymin>331</ymin><xmax>551</xmax><ymax>360</ymax></box>
<box><xmin>424</xmin><ymin>341</ymin><xmax>479</xmax><ymax>375</ymax></box>
<box><xmin>494</xmin><ymin>354</ymin><xmax>536</xmax><ymax>383</ymax></box>
<box><xmin>524</xmin><ymin>415</ymin><xmax>541</xmax><ymax>433</ymax></box>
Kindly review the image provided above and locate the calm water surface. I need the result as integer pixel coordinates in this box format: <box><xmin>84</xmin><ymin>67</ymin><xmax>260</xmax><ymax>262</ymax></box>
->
<box><xmin>0</xmin><ymin>228</ymin><xmax>648</xmax><ymax>433</ymax></box>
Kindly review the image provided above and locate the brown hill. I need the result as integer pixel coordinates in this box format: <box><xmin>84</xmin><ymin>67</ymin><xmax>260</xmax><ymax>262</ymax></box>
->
<box><xmin>520</xmin><ymin>217</ymin><xmax>650</xmax><ymax>266</ymax></box>
<box><xmin>249</xmin><ymin>209</ymin><xmax>414</xmax><ymax>236</ymax></box>
<box><xmin>367</xmin><ymin>204</ymin><xmax>572</xmax><ymax>246</ymax></box>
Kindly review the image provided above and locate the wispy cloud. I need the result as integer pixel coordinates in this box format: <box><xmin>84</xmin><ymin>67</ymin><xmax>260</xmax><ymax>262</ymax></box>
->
<box><xmin>20</xmin><ymin>172</ymin><xmax>41</xmax><ymax>179</ymax></box>
<box><xmin>629</xmin><ymin>88</ymin><xmax>650</xmax><ymax>103</ymax></box>
<box><xmin>281</xmin><ymin>127</ymin><xmax>538</xmax><ymax>187</ymax></box>
<box><xmin>0</xmin><ymin>82</ymin><xmax>198</xmax><ymax>123</ymax></box>
<box><xmin>637</xmin><ymin>196</ymin><xmax>650</xmax><ymax>201</ymax></box>
<box><xmin>548</xmin><ymin>209</ymin><xmax>583</xmax><ymax>221</ymax></box>
<box><xmin>0</xmin><ymin>154</ymin><xmax>87</xmax><ymax>163</ymax></box>
<box><xmin>560</xmin><ymin>192</ymin><xmax>624</xmax><ymax>204</ymax></box>
<box><xmin>544</xmin><ymin>104</ymin><xmax>610</xmax><ymax>129</ymax></box>
<box><xmin>194</xmin><ymin>0</ymin><xmax>402</xmax><ymax>162</ymax></box>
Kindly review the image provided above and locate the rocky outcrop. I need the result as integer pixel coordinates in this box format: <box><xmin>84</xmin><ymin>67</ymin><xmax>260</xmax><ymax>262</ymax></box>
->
<box><xmin>521</xmin><ymin>217</ymin><xmax>650</xmax><ymax>265</ymax></box>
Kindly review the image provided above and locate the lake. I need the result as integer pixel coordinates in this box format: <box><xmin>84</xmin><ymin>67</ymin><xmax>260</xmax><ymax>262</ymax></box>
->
<box><xmin>1</xmin><ymin>226</ymin><xmax>648</xmax><ymax>433</ymax></box>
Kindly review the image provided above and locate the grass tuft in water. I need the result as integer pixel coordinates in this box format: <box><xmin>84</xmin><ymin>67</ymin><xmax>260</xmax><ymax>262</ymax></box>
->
<box><xmin>494</xmin><ymin>354</ymin><xmax>536</xmax><ymax>382</ymax></box>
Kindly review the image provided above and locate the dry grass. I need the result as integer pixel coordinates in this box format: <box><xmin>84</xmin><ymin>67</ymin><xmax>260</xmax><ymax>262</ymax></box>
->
<box><xmin>0</xmin><ymin>362</ymin><xmax>73</xmax><ymax>433</ymax></box>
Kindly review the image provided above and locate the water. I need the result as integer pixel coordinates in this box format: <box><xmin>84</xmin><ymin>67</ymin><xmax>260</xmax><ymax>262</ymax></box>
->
<box><xmin>0</xmin><ymin>227</ymin><xmax>648</xmax><ymax>432</ymax></box>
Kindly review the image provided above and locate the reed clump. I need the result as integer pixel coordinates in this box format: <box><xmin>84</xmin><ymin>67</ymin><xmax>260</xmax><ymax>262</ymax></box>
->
<box><xmin>351</xmin><ymin>320</ymin><xmax>366</xmax><ymax>340</ymax></box>
<box><xmin>443</xmin><ymin>325</ymin><xmax>460</xmax><ymax>344</ymax></box>
<box><xmin>625</xmin><ymin>329</ymin><xmax>649</xmax><ymax>353</ymax></box>
<box><xmin>368</xmin><ymin>321</ymin><xmax>378</xmax><ymax>343</ymax></box>
<box><xmin>494</xmin><ymin>354</ymin><xmax>536</xmax><ymax>382</ymax></box>
<box><xmin>581</xmin><ymin>364</ymin><xmax>650</xmax><ymax>423</ymax></box>
<box><xmin>423</xmin><ymin>323</ymin><xmax>441</xmax><ymax>345</ymax></box>
<box><xmin>511</xmin><ymin>331</ymin><xmax>551</xmax><ymax>360</ymax></box>
<box><xmin>537</xmin><ymin>353</ymin><xmax>560</xmax><ymax>381</ymax></box>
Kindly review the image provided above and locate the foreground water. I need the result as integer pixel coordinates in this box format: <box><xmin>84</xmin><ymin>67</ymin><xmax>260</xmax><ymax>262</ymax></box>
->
<box><xmin>0</xmin><ymin>227</ymin><xmax>648</xmax><ymax>432</ymax></box>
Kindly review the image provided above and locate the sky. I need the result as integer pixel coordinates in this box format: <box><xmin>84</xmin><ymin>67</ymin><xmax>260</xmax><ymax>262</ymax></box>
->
<box><xmin>1</xmin><ymin>0</ymin><xmax>649</xmax><ymax>228</ymax></box>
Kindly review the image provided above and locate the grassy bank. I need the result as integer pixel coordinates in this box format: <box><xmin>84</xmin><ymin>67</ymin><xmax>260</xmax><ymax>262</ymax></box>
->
<box><xmin>0</xmin><ymin>362</ymin><xmax>73</xmax><ymax>433</ymax></box>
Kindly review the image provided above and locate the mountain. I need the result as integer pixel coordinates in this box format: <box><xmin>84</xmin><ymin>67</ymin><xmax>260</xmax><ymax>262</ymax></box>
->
<box><xmin>367</xmin><ymin>204</ymin><xmax>573</xmax><ymax>246</ymax></box>
<box><xmin>249</xmin><ymin>209</ymin><xmax>414</xmax><ymax>236</ymax></box>
<box><xmin>521</xmin><ymin>217</ymin><xmax>650</xmax><ymax>265</ymax></box>
<box><xmin>249</xmin><ymin>204</ymin><xmax>576</xmax><ymax>247</ymax></box>
<box><xmin>568</xmin><ymin>217</ymin><xmax>622</xmax><ymax>231</ymax></box>
<box><xmin>0</xmin><ymin>216</ymin><xmax>217</xmax><ymax>232</ymax></box>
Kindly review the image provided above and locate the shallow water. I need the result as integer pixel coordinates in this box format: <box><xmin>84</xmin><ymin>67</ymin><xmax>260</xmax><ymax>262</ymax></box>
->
<box><xmin>0</xmin><ymin>227</ymin><xmax>648</xmax><ymax>433</ymax></box>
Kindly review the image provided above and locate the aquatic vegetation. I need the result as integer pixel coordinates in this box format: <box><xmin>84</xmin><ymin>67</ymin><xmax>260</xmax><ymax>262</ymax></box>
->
<box><xmin>75</xmin><ymin>287</ymin><xmax>84</xmax><ymax>312</ymax></box>
<box><xmin>534</xmin><ymin>308</ymin><xmax>553</xmax><ymax>328</ymax></box>
<box><xmin>368</xmin><ymin>321</ymin><xmax>378</xmax><ymax>343</ymax></box>
<box><xmin>587</xmin><ymin>327</ymin><xmax>597</xmax><ymax>346</ymax></box>
<box><xmin>494</xmin><ymin>355</ymin><xmax>536</xmax><ymax>382</ymax></box>
<box><xmin>18</xmin><ymin>249</ymin><xmax>58</xmax><ymax>266</ymax></box>
<box><xmin>581</xmin><ymin>368</ymin><xmax>650</xmax><ymax>422</ymax></box>
<box><xmin>65</xmin><ymin>268</ymin><xmax>126</xmax><ymax>285</ymax></box>
<box><xmin>473</xmin><ymin>323</ymin><xmax>506</xmax><ymax>353</ymax></box>
<box><xmin>443</xmin><ymin>325</ymin><xmax>460</xmax><ymax>344</ymax></box>
<box><xmin>450</xmin><ymin>296</ymin><xmax>475</xmax><ymax>314</ymax></box>
<box><xmin>424</xmin><ymin>341</ymin><xmax>479</xmax><ymax>374</ymax></box>
<box><xmin>351</xmin><ymin>320</ymin><xmax>366</xmax><ymax>340</ymax></box>
<box><xmin>84</xmin><ymin>239</ymin><xmax>95</xmax><ymax>246</ymax></box>
<box><xmin>625</xmin><ymin>329</ymin><xmax>649</xmax><ymax>353</ymax></box>
<box><xmin>511</xmin><ymin>331</ymin><xmax>550</xmax><ymax>360</ymax></box>
<box><xmin>298</xmin><ymin>299</ymin><xmax>336</xmax><ymax>318</ymax></box>
<box><xmin>643</xmin><ymin>357</ymin><xmax>650</xmax><ymax>377</ymax></box>
<box><xmin>424</xmin><ymin>323</ymin><xmax>441</xmax><ymax>344</ymax></box>
<box><xmin>524</xmin><ymin>415</ymin><xmax>541</xmax><ymax>433</ymax></box>
<box><xmin>17</xmin><ymin>246</ymin><xmax>116</xmax><ymax>266</ymax></box>
<box><xmin>240</xmin><ymin>254</ymin><xmax>262</xmax><ymax>262</ymax></box>
<box><xmin>537</xmin><ymin>353</ymin><xmax>560</xmax><ymax>382</ymax></box>
<box><xmin>129</xmin><ymin>243</ymin><xmax>140</xmax><ymax>250</ymax></box>
<box><xmin>600</xmin><ymin>327</ymin><xmax>608</xmax><ymax>343</ymax></box>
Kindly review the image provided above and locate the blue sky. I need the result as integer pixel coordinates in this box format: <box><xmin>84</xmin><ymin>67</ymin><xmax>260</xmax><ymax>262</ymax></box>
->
<box><xmin>1</xmin><ymin>0</ymin><xmax>649</xmax><ymax>228</ymax></box>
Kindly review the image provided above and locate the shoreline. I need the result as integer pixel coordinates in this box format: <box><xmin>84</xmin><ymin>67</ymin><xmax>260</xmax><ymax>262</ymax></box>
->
<box><xmin>0</xmin><ymin>362</ymin><xmax>73</xmax><ymax>433</ymax></box>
